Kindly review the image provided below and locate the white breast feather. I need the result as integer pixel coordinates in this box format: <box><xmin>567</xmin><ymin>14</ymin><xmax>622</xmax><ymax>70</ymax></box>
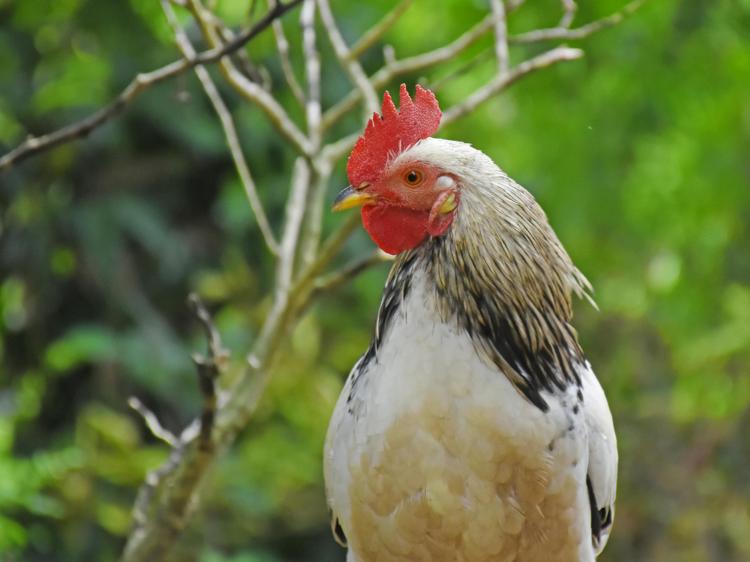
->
<box><xmin>324</xmin><ymin>272</ymin><xmax>612</xmax><ymax>562</ymax></box>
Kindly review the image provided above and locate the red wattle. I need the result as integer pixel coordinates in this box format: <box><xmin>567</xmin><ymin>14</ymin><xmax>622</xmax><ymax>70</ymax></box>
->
<box><xmin>361</xmin><ymin>205</ymin><xmax>430</xmax><ymax>255</ymax></box>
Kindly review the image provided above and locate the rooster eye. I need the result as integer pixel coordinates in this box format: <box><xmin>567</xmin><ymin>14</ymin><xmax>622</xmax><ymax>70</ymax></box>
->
<box><xmin>404</xmin><ymin>169</ymin><xmax>423</xmax><ymax>187</ymax></box>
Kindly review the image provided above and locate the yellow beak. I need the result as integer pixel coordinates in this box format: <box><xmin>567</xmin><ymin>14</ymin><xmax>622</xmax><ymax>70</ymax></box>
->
<box><xmin>332</xmin><ymin>185</ymin><xmax>376</xmax><ymax>212</ymax></box>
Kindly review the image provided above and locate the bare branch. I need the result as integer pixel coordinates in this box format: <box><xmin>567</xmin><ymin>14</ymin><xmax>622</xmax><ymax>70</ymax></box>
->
<box><xmin>300</xmin><ymin>0</ymin><xmax>322</xmax><ymax>150</ymax></box>
<box><xmin>297</xmin><ymin>0</ymin><xmax>329</xmax><ymax>267</ymax></box>
<box><xmin>0</xmin><ymin>0</ymin><xmax>303</xmax><ymax>172</ymax></box>
<box><xmin>277</xmin><ymin>157</ymin><xmax>311</xmax><ymax>290</ymax></box>
<box><xmin>298</xmin><ymin>167</ymin><xmax>331</xmax><ymax>268</ymax></box>
<box><xmin>123</xmin><ymin>421</ymin><xmax>209</xmax><ymax>562</ymax></box>
<box><xmin>272</xmin><ymin>18</ymin><xmax>306</xmax><ymax>106</ymax></box>
<box><xmin>322</xmin><ymin>47</ymin><xmax>584</xmax><ymax>165</ymax></box>
<box><xmin>510</xmin><ymin>0</ymin><xmax>645</xmax><ymax>44</ymax></box>
<box><xmin>128</xmin><ymin>397</ymin><xmax>177</xmax><ymax>447</ymax></box>
<box><xmin>560</xmin><ymin>0</ymin><xmax>578</xmax><ymax>28</ymax></box>
<box><xmin>321</xmin><ymin>13</ymin><xmax>495</xmax><ymax>132</ymax></box>
<box><xmin>187</xmin><ymin>293</ymin><xmax>227</xmax><ymax>448</ymax></box>
<box><xmin>349</xmin><ymin>0</ymin><xmax>414</xmax><ymax>61</ymax></box>
<box><xmin>490</xmin><ymin>0</ymin><xmax>510</xmax><ymax>76</ymax></box>
<box><xmin>317</xmin><ymin>0</ymin><xmax>379</xmax><ymax>115</ymax></box>
<box><xmin>212</xmin><ymin>18</ymin><xmax>272</xmax><ymax>90</ymax></box>
<box><xmin>428</xmin><ymin>48</ymin><xmax>493</xmax><ymax>93</ymax></box>
<box><xmin>128</xmin><ymin>436</ymin><xmax>185</xmax><ymax>534</ymax></box>
<box><xmin>313</xmin><ymin>250</ymin><xmax>392</xmax><ymax>295</ymax></box>
<box><xmin>187</xmin><ymin>0</ymin><xmax>312</xmax><ymax>156</ymax></box>
<box><xmin>319</xmin><ymin>0</ymin><xmax>641</xmax><ymax>134</ymax></box>
<box><xmin>163</xmin><ymin>0</ymin><xmax>279</xmax><ymax>254</ymax></box>
<box><xmin>442</xmin><ymin>46</ymin><xmax>584</xmax><ymax>126</ymax></box>
<box><xmin>215</xmin><ymin>211</ymin><xmax>361</xmax><ymax>441</ymax></box>
<box><xmin>321</xmin><ymin>131</ymin><xmax>358</xmax><ymax>167</ymax></box>
<box><xmin>228</xmin><ymin>64</ymin><xmax>312</xmax><ymax>154</ymax></box>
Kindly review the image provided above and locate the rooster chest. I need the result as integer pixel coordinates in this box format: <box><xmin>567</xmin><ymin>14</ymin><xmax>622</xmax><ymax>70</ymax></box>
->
<box><xmin>325</xmin><ymin>273</ymin><xmax>593</xmax><ymax>562</ymax></box>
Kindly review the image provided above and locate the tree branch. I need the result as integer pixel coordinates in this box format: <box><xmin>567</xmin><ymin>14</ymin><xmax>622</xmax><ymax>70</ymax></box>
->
<box><xmin>319</xmin><ymin>0</ymin><xmax>643</xmax><ymax>133</ymax></box>
<box><xmin>490</xmin><ymin>0</ymin><xmax>510</xmax><ymax>76</ymax></box>
<box><xmin>128</xmin><ymin>397</ymin><xmax>177</xmax><ymax>447</ymax></box>
<box><xmin>297</xmin><ymin>0</ymin><xmax>329</xmax><ymax>268</ymax></box>
<box><xmin>271</xmin><ymin>10</ymin><xmax>306</xmax><ymax>106</ymax></box>
<box><xmin>510</xmin><ymin>0</ymin><xmax>644</xmax><ymax>44</ymax></box>
<box><xmin>187</xmin><ymin>293</ymin><xmax>227</xmax><ymax>447</ymax></box>
<box><xmin>442</xmin><ymin>46</ymin><xmax>584</xmax><ymax>126</ymax></box>
<box><xmin>276</xmin><ymin>157</ymin><xmax>311</xmax><ymax>291</ymax></box>
<box><xmin>300</xmin><ymin>0</ymin><xmax>322</xmax><ymax>151</ymax></box>
<box><xmin>348</xmin><ymin>0</ymin><xmax>414</xmax><ymax>61</ymax></box>
<box><xmin>187</xmin><ymin>0</ymin><xmax>312</xmax><ymax>156</ymax></box>
<box><xmin>427</xmin><ymin>48</ymin><xmax>493</xmax><ymax>93</ymax></box>
<box><xmin>163</xmin><ymin>0</ymin><xmax>280</xmax><ymax>254</ymax></box>
<box><xmin>0</xmin><ymin>0</ymin><xmax>303</xmax><ymax>172</ymax></box>
<box><xmin>317</xmin><ymin>0</ymin><xmax>379</xmax><ymax>115</ymax></box>
<box><xmin>320</xmin><ymin>13</ymin><xmax>495</xmax><ymax>132</ymax></box>
<box><xmin>560</xmin><ymin>0</ymin><xmax>578</xmax><ymax>28</ymax></box>
<box><xmin>312</xmin><ymin>250</ymin><xmax>391</xmax><ymax>296</ymax></box>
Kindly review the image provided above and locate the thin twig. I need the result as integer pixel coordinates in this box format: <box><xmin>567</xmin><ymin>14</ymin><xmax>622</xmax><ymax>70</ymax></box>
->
<box><xmin>317</xmin><ymin>0</ymin><xmax>379</xmax><ymax>115</ymax></box>
<box><xmin>276</xmin><ymin>157</ymin><xmax>311</xmax><ymax>290</ymax></box>
<box><xmin>163</xmin><ymin>0</ymin><xmax>279</xmax><ymax>254</ymax></box>
<box><xmin>313</xmin><ymin>250</ymin><xmax>391</xmax><ymax>295</ymax></box>
<box><xmin>322</xmin><ymin>47</ymin><xmax>585</xmax><ymax>165</ymax></box>
<box><xmin>272</xmin><ymin>18</ymin><xmax>306</xmax><ymax>106</ymax></box>
<box><xmin>0</xmin><ymin>0</ymin><xmax>303</xmax><ymax>172</ymax></box>
<box><xmin>490</xmin><ymin>0</ymin><xmax>509</xmax><ymax>76</ymax></box>
<box><xmin>321</xmin><ymin>131</ymin><xmax>358</xmax><ymax>167</ymax></box>
<box><xmin>213</xmin><ymin>21</ymin><xmax>271</xmax><ymax>89</ymax></box>
<box><xmin>298</xmin><ymin>166</ymin><xmax>331</xmax><ymax>268</ymax></box>
<box><xmin>428</xmin><ymin>48</ymin><xmax>493</xmax><ymax>93</ymax></box>
<box><xmin>319</xmin><ymin>0</ymin><xmax>643</xmax><ymax>133</ymax></box>
<box><xmin>128</xmin><ymin>397</ymin><xmax>177</xmax><ymax>447</ymax></box>
<box><xmin>187</xmin><ymin>293</ymin><xmax>228</xmax><ymax>448</ymax></box>
<box><xmin>442</xmin><ymin>46</ymin><xmax>584</xmax><ymax>126</ymax></box>
<box><xmin>511</xmin><ymin>0</ymin><xmax>644</xmax><ymax>44</ymax></box>
<box><xmin>215</xmin><ymin>210</ymin><xmax>361</xmax><ymax>442</ymax></box>
<box><xmin>320</xmin><ymin>13</ymin><xmax>495</xmax><ymax>132</ymax></box>
<box><xmin>560</xmin><ymin>0</ymin><xmax>578</xmax><ymax>28</ymax></box>
<box><xmin>187</xmin><ymin>0</ymin><xmax>312</xmax><ymax>156</ymax></box>
<box><xmin>297</xmin><ymin>0</ymin><xmax>327</xmax><ymax>268</ymax></box>
<box><xmin>300</xmin><ymin>0</ymin><xmax>322</xmax><ymax>150</ymax></box>
<box><xmin>128</xmin><ymin>438</ymin><xmax>184</xmax><ymax>530</ymax></box>
<box><xmin>349</xmin><ymin>0</ymin><xmax>414</xmax><ymax>61</ymax></box>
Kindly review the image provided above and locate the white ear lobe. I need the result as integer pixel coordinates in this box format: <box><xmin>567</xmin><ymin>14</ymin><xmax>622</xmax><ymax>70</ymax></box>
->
<box><xmin>436</xmin><ymin>175</ymin><xmax>455</xmax><ymax>189</ymax></box>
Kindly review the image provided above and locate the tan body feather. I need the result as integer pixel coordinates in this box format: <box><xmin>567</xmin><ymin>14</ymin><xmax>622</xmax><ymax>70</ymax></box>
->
<box><xmin>325</xmin><ymin>139</ymin><xmax>617</xmax><ymax>562</ymax></box>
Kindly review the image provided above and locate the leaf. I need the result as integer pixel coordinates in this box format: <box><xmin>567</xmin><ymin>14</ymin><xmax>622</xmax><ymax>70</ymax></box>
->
<box><xmin>44</xmin><ymin>325</ymin><xmax>118</xmax><ymax>372</ymax></box>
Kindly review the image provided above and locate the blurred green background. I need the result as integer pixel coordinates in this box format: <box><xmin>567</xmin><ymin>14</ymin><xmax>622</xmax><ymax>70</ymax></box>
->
<box><xmin>1</xmin><ymin>0</ymin><xmax>749</xmax><ymax>560</ymax></box>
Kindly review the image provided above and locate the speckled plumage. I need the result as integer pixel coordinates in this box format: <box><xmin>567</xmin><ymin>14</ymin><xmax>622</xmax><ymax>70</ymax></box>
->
<box><xmin>325</xmin><ymin>139</ymin><xmax>617</xmax><ymax>562</ymax></box>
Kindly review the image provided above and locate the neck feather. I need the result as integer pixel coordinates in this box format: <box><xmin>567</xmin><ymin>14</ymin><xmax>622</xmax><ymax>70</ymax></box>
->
<box><xmin>414</xmin><ymin>173</ymin><xmax>592</xmax><ymax>410</ymax></box>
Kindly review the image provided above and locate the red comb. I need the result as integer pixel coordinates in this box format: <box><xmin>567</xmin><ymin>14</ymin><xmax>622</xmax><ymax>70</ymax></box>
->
<box><xmin>347</xmin><ymin>84</ymin><xmax>442</xmax><ymax>187</ymax></box>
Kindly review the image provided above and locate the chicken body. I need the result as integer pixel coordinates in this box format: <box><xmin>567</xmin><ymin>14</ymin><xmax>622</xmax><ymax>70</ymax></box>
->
<box><xmin>325</xmin><ymin>139</ymin><xmax>617</xmax><ymax>562</ymax></box>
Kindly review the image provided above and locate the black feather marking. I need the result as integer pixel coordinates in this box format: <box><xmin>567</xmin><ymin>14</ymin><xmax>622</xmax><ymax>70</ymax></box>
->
<box><xmin>333</xmin><ymin>516</ymin><xmax>348</xmax><ymax>547</ymax></box>
<box><xmin>346</xmin><ymin>252</ymin><xmax>419</xmax><ymax>406</ymax></box>
<box><xmin>423</xmin><ymin>235</ymin><xmax>586</xmax><ymax>411</ymax></box>
<box><xmin>587</xmin><ymin>475</ymin><xmax>603</xmax><ymax>546</ymax></box>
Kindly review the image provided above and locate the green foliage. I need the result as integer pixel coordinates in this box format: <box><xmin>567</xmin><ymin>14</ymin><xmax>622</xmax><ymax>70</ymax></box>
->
<box><xmin>1</xmin><ymin>0</ymin><xmax>749</xmax><ymax>561</ymax></box>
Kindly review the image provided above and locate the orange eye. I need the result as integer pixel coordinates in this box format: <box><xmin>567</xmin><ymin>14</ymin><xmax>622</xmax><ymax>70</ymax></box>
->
<box><xmin>404</xmin><ymin>169</ymin><xmax>423</xmax><ymax>187</ymax></box>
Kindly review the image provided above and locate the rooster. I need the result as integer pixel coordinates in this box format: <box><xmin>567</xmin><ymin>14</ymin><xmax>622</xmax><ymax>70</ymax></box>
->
<box><xmin>324</xmin><ymin>85</ymin><xmax>617</xmax><ymax>562</ymax></box>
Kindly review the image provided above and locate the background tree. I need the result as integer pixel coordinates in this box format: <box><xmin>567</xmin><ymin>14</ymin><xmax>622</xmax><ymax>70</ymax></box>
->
<box><xmin>1</xmin><ymin>1</ymin><xmax>749</xmax><ymax>561</ymax></box>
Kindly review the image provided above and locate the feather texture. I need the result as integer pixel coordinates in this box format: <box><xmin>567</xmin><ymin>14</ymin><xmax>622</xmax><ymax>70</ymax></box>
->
<box><xmin>325</xmin><ymin>138</ymin><xmax>617</xmax><ymax>561</ymax></box>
